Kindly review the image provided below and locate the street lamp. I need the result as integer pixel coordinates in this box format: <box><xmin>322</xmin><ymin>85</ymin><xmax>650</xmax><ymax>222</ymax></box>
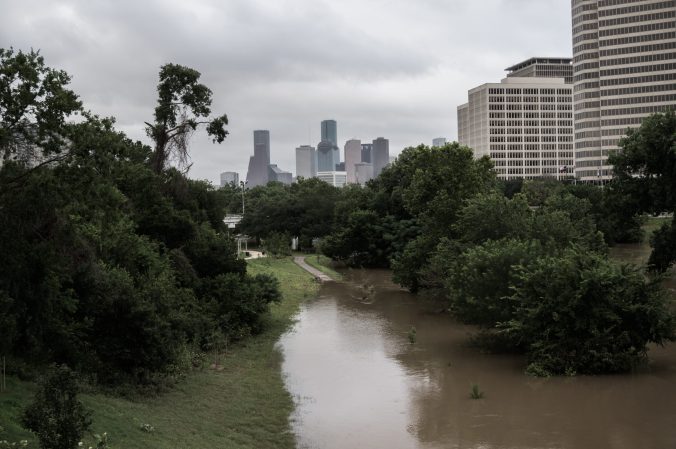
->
<box><xmin>240</xmin><ymin>180</ymin><xmax>247</xmax><ymax>214</ymax></box>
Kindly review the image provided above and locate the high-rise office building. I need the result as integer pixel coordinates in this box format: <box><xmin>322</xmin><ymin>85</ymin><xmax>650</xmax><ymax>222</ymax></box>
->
<box><xmin>246</xmin><ymin>130</ymin><xmax>271</xmax><ymax>187</ymax></box>
<box><xmin>457</xmin><ymin>59</ymin><xmax>575</xmax><ymax>180</ymax></box>
<box><xmin>317</xmin><ymin>140</ymin><xmax>336</xmax><ymax>172</ymax></box>
<box><xmin>432</xmin><ymin>137</ymin><xmax>447</xmax><ymax>147</ymax></box>
<box><xmin>317</xmin><ymin>171</ymin><xmax>347</xmax><ymax>188</ymax></box>
<box><xmin>220</xmin><ymin>171</ymin><xmax>239</xmax><ymax>187</ymax></box>
<box><xmin>344</xmin><ymin>139</ymin><xmax>362</xmax><ymax>184</ymax></box>
<box><xmin>361</xmin><ymin>143</ymin><xmax>372</xmax><ymax>163</ymax></box>
<box><xmin>572</xmin><ymin>0</ymin><xmax>676</xmax><ymax>182</ymax></box>
<box><xmin>320</xmin><ymin>119</ymin><xmax>340</xmax><ymax>168</ymax></box>
<box><xmin>372</xmin><ymin>137</ymin><xmax>390</xmax><ymax>178</ymax></box>
<box><xmin>295</xmin><ymin>145</ymin><xmax>317</xmax><ymax>179</ymax></box>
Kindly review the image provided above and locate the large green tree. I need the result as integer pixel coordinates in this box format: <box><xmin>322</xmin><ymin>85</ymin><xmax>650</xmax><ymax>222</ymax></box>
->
<box><xmin>145</xmin><ymin>64</ymin><xmax>228</xmax><ymax>173</ymax></box>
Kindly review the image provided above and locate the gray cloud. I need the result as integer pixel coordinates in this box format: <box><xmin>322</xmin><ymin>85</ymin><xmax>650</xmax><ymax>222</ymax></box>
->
<box><xmin>1</xmin><ymin>0</ymin><xmax>571</xmax><ymax>184</ymax></box>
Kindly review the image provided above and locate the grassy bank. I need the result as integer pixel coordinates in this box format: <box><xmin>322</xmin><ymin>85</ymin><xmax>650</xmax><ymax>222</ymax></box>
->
<box><xmin>303</xmin><ymin>254</ymin><xmax>343</xmax><ymax>281</ymax></box>
<box><xmin>0</xmin><ymin>257</ymin><xmax>318</xmax><ymax>449</ymax></box>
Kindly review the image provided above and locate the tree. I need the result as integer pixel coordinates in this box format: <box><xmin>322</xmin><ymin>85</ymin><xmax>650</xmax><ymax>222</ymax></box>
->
<box><xmin>0</xmin><ymin>48</ymin><xmax>81</xmax><ymax>168</ymax></box>
<box><xmin>145</xmin><ymin>64</ymin><xmax>228</xmax><ymax>173</ymax></box>
<box><xmin>22</xmin><ymin>365</ymin><xmax>91</xmax><ymax>449</ymax></box>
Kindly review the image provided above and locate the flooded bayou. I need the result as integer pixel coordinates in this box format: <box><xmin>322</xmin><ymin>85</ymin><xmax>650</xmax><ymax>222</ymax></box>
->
<box><xmin>279</xmin><ymin>247</ymin><xmax>676</xmax><ymax>449</ymax></box>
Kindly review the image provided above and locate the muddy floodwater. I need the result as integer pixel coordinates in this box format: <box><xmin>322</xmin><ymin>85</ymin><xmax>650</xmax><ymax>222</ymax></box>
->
<box><xmin>279</xmin><ymin>260</ymin><xmax>676</xmax><ymax>448</ymax></box>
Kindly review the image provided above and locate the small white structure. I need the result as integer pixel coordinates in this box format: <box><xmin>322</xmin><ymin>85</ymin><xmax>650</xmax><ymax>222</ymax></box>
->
<box><xmin>317</xmin><ymin>171</ymin><xmax>347</xmax><ymax>188</ymax></box>
<box><xmin>223</xmin><ymin>214</ymin><xmax>243</xmax><ymax>229</ymax></box>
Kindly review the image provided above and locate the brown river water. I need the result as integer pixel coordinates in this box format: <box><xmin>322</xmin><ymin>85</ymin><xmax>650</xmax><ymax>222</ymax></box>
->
<box><xmin>278</xmin><ymin>248</ymin><xmax>676</xmax><ymax>449</ymax></box>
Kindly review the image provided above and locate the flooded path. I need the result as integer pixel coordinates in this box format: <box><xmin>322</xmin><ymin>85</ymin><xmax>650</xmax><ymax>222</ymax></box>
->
<box><xmin>278</xmin><ymin>269</ymin><xmax>676</xmax><ymax>449</ymax></box>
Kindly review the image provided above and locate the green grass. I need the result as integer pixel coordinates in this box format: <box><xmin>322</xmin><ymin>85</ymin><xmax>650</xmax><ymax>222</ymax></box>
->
<box><xmin>303</xmin><ymin>254</ymin><xmax>343</xmax><ymax>281</ymax></box>
<box><xmin>0</xmin><ymin>257</ymin><xmax>318</xmax><ymax>449</ymax></box>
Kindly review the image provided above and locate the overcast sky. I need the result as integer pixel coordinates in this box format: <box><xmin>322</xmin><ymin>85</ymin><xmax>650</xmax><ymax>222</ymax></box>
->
<box><xmin>1</xmin><ymin>0</ymin><xmax>572</xmax><ymax>185</ymax></box>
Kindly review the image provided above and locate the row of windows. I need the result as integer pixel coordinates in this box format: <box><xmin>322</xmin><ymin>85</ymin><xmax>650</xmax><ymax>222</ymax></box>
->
<box><xmin>577</xmin><ymin>159</ymin><xmax>611</xmax><ymax>168</ymax></box>
<box><xmin>492</xmin><ymin>160</ymin><xmax>574</xmax><ymax>168</ymax></box>
<box><xmin>573</xmin><ymin>22</ymin><xmax>600</xmax><ymax>36</ymax></box>
<box><xmin>601</xmin><ymin>51</ymin><xmax>676</xmax><ymax>68</ymax></box>
<box><xmin>601</xmin><ymin>83</ymin><xmax>676</xmax><ymax>97</ymax></box>
<box><xmin>574</xmin><ymin>61</ymin><xmax>600</xmax><ymax>71</ymax></box>
<box><xmin>599</xmin><ymin>10</ymin><xmax>676</xmax><ymax>28</ymax></box>
<box><xmin>574</xmin><ymin>42</ymin><xmax>599</xmax><ymax>54</ymax></box>
<box><xmin>576</xmin><ymin>130</ymin><xmax>601</xmax><ymax>139</ymax></box>
<box><xmin>576</xmin><ymin>169</ymin><xmax>611</xmax><ymax>178</ymax></box>
<box><xmin>598</xmin><ymin>1</ymin><xmax>675</xmax><ymax>18</ymax></box>
<box><xmin>574</xmin><ymin>81</ymin><xmax>600</xmax><ymax>93</ymax></box>
<box><xmin>490</xmin><ymin>136</ymin><xmax>573</xmax><ymax>143</ymax></box>
<box><xmin>601</xmin><ymin>0</ymin><xmax>669</xmax><ymax>8</ymax></box>
<box><xmin>600</xmin><ymin>62</ymin><xmax>676</xmax><ymax>77</ymax></box>
<box><xmin>575</xmin><ymin>91</ymin><xmax>600</xmax><ymax>101</ymax></box>
<box><xmin>489</xmin><ymin>128</ymin><xmax>568</xmax><ymax>135</ymax></box>
<box><xmin>490</xmin><ymin>144</ymin><xmax>573</xmax><ymax>152</ymax></box>
<box><xmin>489</xmin><ymin>112</ymin><xmax>571</xmax><ymax>119</ymax></box>
<box><xmin>575</xmin><ymin>149</ymin><xmax>609</xmax><ymax>158</ymax></box>
<box><xmin>601</xmin><ymin>104</ymin><xmax>675</xmax><ymax>116</ymax></box>
<box><xmin>599</xmin><ymin>41</ymin><xmax>676</xmax><ymax>58</ymax></box>
<box><xmin>576</xmin><ymin>110</ymin><xmax>601</xmax><ymax>120</ymax></box>
<box><xmin>575</xmin><ymin>120</ymin><xmax>601</xmax><ymax>130</ymax></box>
<box><xmin>600</xmin><ymin>31</ymin><xmax>676</xmax><ymax>48</ymax></box>
<box><xmin>574</xmin><ymin>32</ymin><xmax>599</xmax><ymax>45</ymax></box>
<box><xmin>574</xmin><ymin>52</ymin><xmax>599</xmax><ymax>64</ymax></box>
<box><xmin>600</xmin><ymin>72</ymin><xmax>676</xmax><ymax>86</ymax></box>
<box><xmin>487</xmin><ymin>88</ymin><xmax>565</xmax><ymax>95</ymax></box>
<box><xmin>574</xmin><ymin>72</ymin><xmax>600</xmax><ymax>83</ymax></box>
<box><xmin>576</xmin><ymin>101</ymin><xmax>601</xmax><ymax>110</ymax></box>
<box><xmin>601</xmin><ymin>93</ymin><xmax>676</xmax><ymax>107</ymax></box>
<box><xmin>599</xmin><ymin>21</ymin><xmax>674</xmax><ymax>38</ymax></box>
<box><xmin>490</xmin><ymin>120</ymin><xmax>570</xmax><ymax>127</ymax></box>
<box><xmin>601</xmin><ymin>116</ymin><xmax>645</xmax><ymax>127</ymax></box>
<box><xmin>489</xmin><ymin>96</ymin><xmax>572</xmax><ymax>103</ymax></box>
<box><xmin>573</xmin><ymin>12</ymin><xmax>598</xmax><ymax>27</ymax></box>
<box><xmin>572</xmin><ymin>1</ymin><xmax>597</xmax><ymax>16</ymax></box>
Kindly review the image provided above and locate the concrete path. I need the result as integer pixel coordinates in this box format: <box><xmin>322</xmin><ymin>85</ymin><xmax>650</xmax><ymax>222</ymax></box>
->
<box><xmin>294</xmin><ymin>256</ymin><xmax>334</xmax><ymax>282</ymax></box>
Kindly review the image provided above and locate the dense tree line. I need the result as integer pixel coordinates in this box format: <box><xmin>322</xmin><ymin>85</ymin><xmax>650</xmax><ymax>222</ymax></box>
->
<box><xmin>0</xmin><ymin>49</ymin><xmax>280</xmax><ymax>386</ymax></box>
<box><xmin>239</xmin><ymin>117</ymin><xmax>676</xmax><ymax>376</ymax></box>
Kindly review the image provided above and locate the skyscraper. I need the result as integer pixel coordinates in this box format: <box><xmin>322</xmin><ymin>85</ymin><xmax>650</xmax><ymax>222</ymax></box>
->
<box><xmin>268</xmin><ymin>164</ymin><xmax>293</xmax><ymax>185</ymax></box>
<box><xmin>295</xmin><ymin>145</ymin><xmax>317</xmax><ymax>179</ymax></box>
<box><xmin>372</xmin><ymin>137</ymin><xmax>390</xmax><ymax>178</ymax></box>
<box><xmin>246</xmin><ymin>130</ymin><xmax>271</xmax><ymax>187</ymax></box>
<box><xmin>354</xmin><ymin>162</ymin><xmax>374</xmax><ymax>185</ymax></box>
<box><xmin>321</xmin><ymin>119</ymin><xmax>340</xmax><ymax>168</ymax></box>
<box><xmin>572</xmin><ymin>0</ymin><xmax>676</xmax><ymax>182</ymax></box>
<box><xmin>432</xmin><ymin>137</ymin><xmax>447</xmax><ymax>147</ymax></box>
<box><xmin>317</xmin><ymin>140</ymin><xmax>336</xmax><ymax>172</ymax></box>
<box><xmin>344</xmin><ymin>139</ymin><xmax>362</xmax><ymax>184</ymax></box>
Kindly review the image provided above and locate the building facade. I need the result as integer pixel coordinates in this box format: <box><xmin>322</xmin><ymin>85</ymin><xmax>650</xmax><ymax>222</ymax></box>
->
<box><xmin>268</xmin><ymin>164</ymin><xmax>293</xmax><ymax>185</ymax></box>
<box><xmin>372</xmin><ymin>137</ymin><xmax>390</xmax><ymax>178</ymax></box>
<box><xmin>317</xmin><ymin>140</ymin><xmax>336</xmax><ymax>172</ymax></box>
<box><xmin>317</xmin><ymin>171</ymin><xmax>347</xmax><ymax>188</ymax></box>
<box><xmin>361</xmin><ymin>143</ymin><xmax>372</xmax><ymax>163</ymax></box>
<box><xmin>354</xmin><ymin>163</ymin><xmax>374</xmax><ymax>185</ymax></box>
<box><xmin>457</xmin><ymin>75</ymin><xmax>574</xmax><ymax>180</ymax></box>
<box><xmin>344</xmin><ymin>139</ymin><xmax>362</xmax><ymax>184</ymax></box>
<box><xmin>295</xmin><ymin>145</ymin><xmax>317</xmax><ymax>179</ymax></box>
<box><xmin>506</xmin><ymin>57</ymin><xmax>574</xmax><ymax>84</ymax></box>
<box><xmin>321</xmin><ymin>119</ymin><xmax>340</xmax><ymax>168</ymax></box>
<box><xmin>220</xmin><ymin>171</ymin><xmax>239</xmax><ymax>187</ymax></box>
<box><xmin>572</xmin><ymin>0</ymin><xmax>676</xmax><ymax>182</ymax></box>
<box><xmin>246</xmin><ymin>130</ymin><xmax>271</xmax><ymax>187</ymax></box>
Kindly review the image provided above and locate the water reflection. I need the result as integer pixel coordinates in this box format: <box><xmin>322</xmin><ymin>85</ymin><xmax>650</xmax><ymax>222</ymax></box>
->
<box><xmin>279</xmin><ymin>269</ymin><xmax>676</xmax><ymax>449</ymax></box>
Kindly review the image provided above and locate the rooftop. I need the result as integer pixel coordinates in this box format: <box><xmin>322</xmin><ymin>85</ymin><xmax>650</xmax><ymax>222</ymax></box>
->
<box><xmin>505</xmin><ymin>57</ymin><xmax>572</xmax><ymax>73</ymax></box>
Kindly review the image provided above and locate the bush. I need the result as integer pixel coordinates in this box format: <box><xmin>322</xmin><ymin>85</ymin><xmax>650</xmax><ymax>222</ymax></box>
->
<box><xmin>502</xmin><ymin>250</ymin><xmax>675</xmax><ymax>375</ymax></box>
<box><xmin>22</xmin><ymin>365</ymin><xmax>91</xmax><ymax>449</ymax></box>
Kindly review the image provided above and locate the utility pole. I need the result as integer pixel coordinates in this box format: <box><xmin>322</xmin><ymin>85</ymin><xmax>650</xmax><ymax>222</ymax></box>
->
<box><xmin>240</xmin><ymin>180</ymin><xmax>246</xmax><ymax>214</ymax></box>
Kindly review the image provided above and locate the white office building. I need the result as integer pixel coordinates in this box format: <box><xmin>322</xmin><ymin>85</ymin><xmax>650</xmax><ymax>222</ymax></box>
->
<box><xmin>220</xmin><ymin>171</ymin><xmax>239</xmax><ymax>187</ymax></box>
<box><xmin>354</xmin><ymin>163</ymin><xmax>374</xmax><ymax>185</ymax></box>
<box><xmin>458</xmin><ymin>63</ymin><xmax>575</xmax><ymax>180</ymax></box>
<box><xmin>317</xmin><ymin>171</ymin><xmax>347</xmax><ymax>188</ymax></box>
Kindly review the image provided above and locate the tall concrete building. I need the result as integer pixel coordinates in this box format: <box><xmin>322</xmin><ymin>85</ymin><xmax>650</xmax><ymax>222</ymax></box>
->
<box><xmin>344</xmin><ymin>139</ymin><xmax>362</xmax><ymax>184</ymax></box>
<box><xmin>246</xmin><ymin>130</ymin><xmax>271</xmax><ymax>187</ymax></box>
<box><xmin>317</xmin><ymin>171</ymin><xmax>347</xmax><ymax>188</ymax></box>
<box><xmin>372</xmin><ymin>137</ymin><xmax>390</xmax><ymax>178</ymax></box>
<box><xmin>220</xmin><ymin>171</ymin><xmax>239</xmax><ymax>187</ymax></box>
<box><xmin>295</xmin><ymin>145</ymin><xmax>317</xmax><ymax>179</ymax></box>
<box><xmin>432</xmin><ymin>137</ymin><xmax>447</xmax><ymax>147</ymax></box>
<box><xmin>457</xmin><ymin>61</ymin><xmax>575</xmax><ymax>180</ymax></box>
<box><xmin>317</xmin><ymin>140</ymin><xmax>336</xmax><ymax>172</ymax></box>
<box><xmin>321</xmin><ymin>119</ymin><xmax>340</xmax><ymax>168</ymax></box>
<box><xmin>361</xmin><ymin>143</ymin><xmax>372</xmax><ymax>163</ymax></box>
<box><xmin>572</xmin><ymin>0</ymin><xmax>676</xmax><ymax>182</ymax></box>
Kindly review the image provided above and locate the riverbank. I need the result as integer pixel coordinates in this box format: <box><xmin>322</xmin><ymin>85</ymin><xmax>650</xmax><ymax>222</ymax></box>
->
<box><xmin>0</xmin><ymin>257</ymin><xmax>320</xmax><ymax>449</ymax></box>
<box><xmin>302</xmin><ymin>254</ymin><xmax>343</xmax><ymax>281</ymax></box>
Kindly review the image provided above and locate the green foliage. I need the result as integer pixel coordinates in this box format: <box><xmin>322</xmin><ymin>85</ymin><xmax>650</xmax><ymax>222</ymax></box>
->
<box><xmin>502</xmin><ymin>250</ymin><xmax>674</xmax><ymax>375</ymax></box>
<box><xmin>407</xmin><ymin>327</ymin><xmax>417</xmax><ymax>344</ymax></box>
<box><xmin>262</xmin><ymin>232</ymin><xmax>292</xmax><ymax>257</ymax></box>
<box><xmin>145</xmin><ymin>63</ymin><xmax>229</xmax><ymax>173</ymax></box>
<box><xmin>648</xmin><ymin>217</ymin><xmax>676</xmax><ymax>272</ymax></box>
<box><xmin>21</xmin><ymin>366</ymin><xmax>91</xmax><ymax>449</ymax></box>
<box><xmin>0</xmin><ymin>48</ymin><xmax>82</xmax><ymax>162</ymax></box>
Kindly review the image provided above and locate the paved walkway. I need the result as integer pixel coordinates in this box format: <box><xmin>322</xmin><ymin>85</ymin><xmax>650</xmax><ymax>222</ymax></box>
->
<box><xmin>293</xmin><ymin>256</ymin><xmax>334</xmax><ymax>282</ymax></box>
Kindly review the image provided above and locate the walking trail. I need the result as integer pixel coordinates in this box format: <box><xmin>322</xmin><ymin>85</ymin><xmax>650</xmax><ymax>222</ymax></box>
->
<box><xmin>293</xmin><ymin>256</ymin><xmax>334</xmax><ymax>282</ymax></box>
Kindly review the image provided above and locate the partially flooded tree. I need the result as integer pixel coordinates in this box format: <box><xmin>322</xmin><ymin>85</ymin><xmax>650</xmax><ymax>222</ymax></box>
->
<box><xmin>145</xmin><ymin>63</ymin><xmax>228</xmax><ymax>173</ymax></box>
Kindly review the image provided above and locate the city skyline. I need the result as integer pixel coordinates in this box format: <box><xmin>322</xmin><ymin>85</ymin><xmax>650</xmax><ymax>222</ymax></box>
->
<box><xmin>0</xmin><ymin>0</ymin><xmax>572</xmax><ymax>186</ymax></box>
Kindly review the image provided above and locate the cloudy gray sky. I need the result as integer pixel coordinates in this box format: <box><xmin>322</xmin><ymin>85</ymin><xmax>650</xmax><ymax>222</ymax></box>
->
<box><xmin>1</xmin><ymin>0</ymin><xmax>572</xmax><ymax>185</ymax></box>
